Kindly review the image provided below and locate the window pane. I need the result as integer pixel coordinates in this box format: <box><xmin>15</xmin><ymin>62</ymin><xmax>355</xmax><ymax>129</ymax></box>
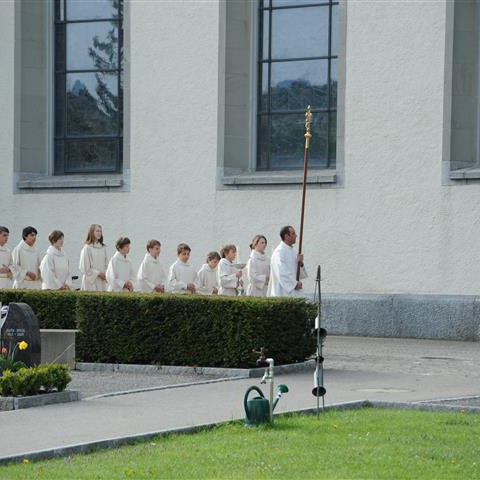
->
<box><xmin>309</xmin><ymin>112</ymin><xmax>328</xmax><ymax>168</ymax></box>
<box><xmin>66</xmin><ymin>140</ymin><xmax>118</xmax><ymax>172</ymax></box>
<box><xmin>257</xmin><ymin>115</ymin><xmax>270</xmax><ymax>170</ymax></box>
<box><xmin>272</xmin><ymin>0</ymin><xmax>325</xmax><ymax>6</ymax></box>
<box><xmin>259</xmin><ymin>63</ymin><xmax>269</xmax><ymax>112</ymax></box>
<box><xmin>330</xmin><ymin>58</ymin><xmax>337</xmax><ymax>108</ymax></box>
<box><xmin>66</xmin><ymin>0</ymin><xmax>118</xmax><ymax>20</ymax></box>
<box><xmin>67</xmin><ymin>22</ymin><xmax>119</xmax><ymax>71</ymax></box>
<box><xmin>55</xmin><ymin>74</ymin><xmax>66</xmax><ymax>136</ymax></box>
<box><xmin>269</xmin><ymin>113</ymin><xmax>328</xmax><ymax>169</ymax></box>
<box><xmin>271</xmin><ymin>59</ymin><xmax>328</xmax><ymax>111</ymax></box>
<box><xmin>328</xmin><ymin>112</ymin><xmax>337</xmax><ymax>168</ymax></box>
<box><xmin>55</xmin><ymin>23</ymin><xmax>66</xmax><ymax>72</ymax></box>
<box><xmin>271</xmin><ymin>6</ymin><xmax>329</xmax><ymax>59</ymax></box>
<box><xmin>67</xmin><ymin>72</ymin><xmax>119</xmax><ymax>135</ymax></box>
<box><xmin>331</xmin><ymin>4</ymin><xmax>339</xmax><ymax>56</ymax></box>
<box><xmin>54</xmin><ymin>141</ymin><xmax>65</xmax><ymax>174</ymax></box>
<box><xmin>261</xmin><ymin>10</ymin><xmax>269</xmax><ymax>60</ymax></box>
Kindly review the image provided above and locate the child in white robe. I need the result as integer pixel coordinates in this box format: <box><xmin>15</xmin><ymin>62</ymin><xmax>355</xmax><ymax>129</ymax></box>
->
<box><xmin>0</xmin><ymin>226</ymin><xmax>13</xmax><ymax>289</ymax></box>
<box><xmin>40</xmin><ymin>230</ymin><xmax>72</xmax><ymax>290</ymax></box>
<box><xmin>79</xmin><ymin>224</ymin><xmax>108</xmax><ymax>291</ymax></box>
<box><xmin>167</xmin><ymin>243</ymin><xmax>197</xmax><ymax>294</ymax></box>
<box><xmin>196</xmin><ymin>251</ymin><xmax>220</xmax><ymax>295</ymax></box>
<box><xmin>218</xmin><ymin>244</ymin><xmax>242</xmax><ymax>296</ymax></box>
<box><xmin>137</xmin><ymin>239</ymin><xmax>167</xmax><ymax>293</ymax></box>
<box><xmin>246</xmin><ymin>235</ymin><xmax>270</xmax><ymax>297</ymax></box>
<box><xmin>12</xmin><ymin>226</ymin><xmax>42</xmax><ymax>290</ymax></box>
<box><xmin>106</xmin><ymin>237</ymin><xmax>136</xmax><ymax>292</ymax></box>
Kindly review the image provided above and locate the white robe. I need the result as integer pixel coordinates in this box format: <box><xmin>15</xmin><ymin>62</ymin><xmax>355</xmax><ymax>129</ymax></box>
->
<box><xmin>106</xmin><ymin>251</ymin><xmax>136</xmax><ymax>292</ymax></box>
<box><xmin>0</xmin><ymin>245</ymin><xmax>13</xmax><ymax>289</ymax></box>
<box><xmin>167</xmin><ymin>259</ymin><xmax>197</xmax><ymax>293</ymax></box>
<box><xmin>11</xmin><ymin>240</ymin><xmax>42</xmax><ymax>289</ymax></box>
<box><xmin>137</xmin><ymin>253</ymin><xmax>167</xmax><ymax>293</ymax></box>
<box><xmin>267</xmin><ymin>241</ymin><xmax>307</xmax><ymax>297</ymax></box>
<box><xmin>246</xmin><ymin>250</ymin><xmax>270</xmax><ymax>297</ymax></box>
<box><xmin>218</xmin><ymin>258</ymin><xmax>238</xmax><ymax>296</ymax></box>
<box><xmin>79</xmin><ymin>243</ymin><xmax>108</xmax><ymax>291</ymax></box>
<box><xmin>196</xmin><ymin>264</ymin><xmax>219</xmax><ymax>295</ymax></box>
<box><xmin>40</xmin><ymin>245</ymin><xmax>72</xmax><ymax>290</ymax></box>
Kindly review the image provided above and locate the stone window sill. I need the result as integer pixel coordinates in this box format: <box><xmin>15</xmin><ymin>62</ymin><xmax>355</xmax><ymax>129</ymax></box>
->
<box><xmin>17</xmin><ymin>174</ymin><xmax>123</xmax><ymax>189</ymax></box>
<box><xmin>449</xmin><ymin>168</ymin><xmax>480</xmax><ymax>180</ymax></box>
<box><xmin>222</xmin><ymin>169</ymin><xmax>336</xmax><ymax>185</ymax></box>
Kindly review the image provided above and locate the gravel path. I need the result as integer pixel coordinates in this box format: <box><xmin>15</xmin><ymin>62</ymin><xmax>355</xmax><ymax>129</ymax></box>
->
<box><xmin>69</xmin><ymin>371</ymin><xmax>221</xmax><ymax>398</ymax></box>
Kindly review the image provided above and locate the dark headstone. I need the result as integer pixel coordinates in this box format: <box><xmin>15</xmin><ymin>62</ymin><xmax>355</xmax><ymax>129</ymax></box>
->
<box><xmin>0</xmin><ymin>303</ymin><xmax>41</xmax><ymax>367</ymax></box>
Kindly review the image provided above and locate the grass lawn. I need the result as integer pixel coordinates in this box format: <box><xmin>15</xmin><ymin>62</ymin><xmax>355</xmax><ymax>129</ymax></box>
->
<box><xmin>2</xmin><ymin>407</ymin><xmax>480</xmax><ymax>479</ymax></box>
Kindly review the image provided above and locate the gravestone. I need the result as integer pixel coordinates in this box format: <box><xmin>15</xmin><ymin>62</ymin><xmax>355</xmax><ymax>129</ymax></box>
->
<box><xmin>0</xmin><ymin>303</ymin><xmax>41</xmax><ymax>367</ymax></box>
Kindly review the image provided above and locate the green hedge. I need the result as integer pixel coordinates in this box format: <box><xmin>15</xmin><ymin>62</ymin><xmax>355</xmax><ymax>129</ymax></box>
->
<box><xmin>0</xmin><ymin>364</ymin><xmax>71</xmax><ymax>397</ymax></box>
<box><xmin>0</xmin><ymin>290</ymin><xmax>315</xmax><ymax>368</ymax></box>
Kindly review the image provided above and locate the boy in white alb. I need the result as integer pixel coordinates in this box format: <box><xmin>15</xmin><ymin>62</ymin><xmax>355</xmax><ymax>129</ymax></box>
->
<box><xmin>218</xmin><ymin>244</ymin><xmax>242</xmax><ymax>296</ymax></box>
<box><xmin>40</xmin><ymin>230</ymin><xmax>72</xmax><ymax>290</ymax></box>
<box><xmin>196</xmin><ymin>251</ymin><xmax>220</xmax><ymax>295</ymax></box>
<box><xmin>12</xmin><ymin>226</ymin><xmax>42</xmax><ymax>289</ymax></box>
<box><xmin>79</xmin><ymin>224</ymin><xmax>108</xmax><ymax>291</ymax></box>
<box><xmin>137</xmin><ymin>239</ymin><xmax>167</xmax><ymax>293</ymax></box>
<box><xmin>167</xmin><ymin>243</ymin><xmax>197</xmax><ymax>294</ymax></box>
<box><xmin>0</xmin><ymin>226</ymin><xmax>13</xmax><ymax>289</ymax></box>
<box><xmin>106</xmin><ymin>237</ymin><xmax>136</xmax><ymax>292</ymax></box>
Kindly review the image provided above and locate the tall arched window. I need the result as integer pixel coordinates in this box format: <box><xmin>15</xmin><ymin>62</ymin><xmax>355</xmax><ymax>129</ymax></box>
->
<box><xmin>54</xmin><ymin>0</ymin><xmax>123</xmax><ymax>174</ymax></box>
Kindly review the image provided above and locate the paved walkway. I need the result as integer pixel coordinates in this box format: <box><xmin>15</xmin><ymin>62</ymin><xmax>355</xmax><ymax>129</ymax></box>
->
<box><xmin>1</xmin><ymin>335</ymin><xmax>480</xmax><ymax>462</ymax></box>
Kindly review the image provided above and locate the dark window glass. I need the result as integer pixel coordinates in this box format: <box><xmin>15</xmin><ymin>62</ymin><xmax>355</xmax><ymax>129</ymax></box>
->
<box><xmin>54</xmin><ymin>0</ymin><xmax>122</xmax><ymax>174</ymax></box>
<box><xmin>257</xmin><ymin>0</ymin><xmax>338</xmax><ymax>170</ymax></box>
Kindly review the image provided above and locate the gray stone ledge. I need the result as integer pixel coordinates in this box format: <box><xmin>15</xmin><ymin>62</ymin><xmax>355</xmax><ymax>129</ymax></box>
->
<box><xmin>449</xmin><ymin>167</ymin><xmax>480</xmax><ymax>180</ymax></box>
<box><xmin>222</xmin><ymin>170</ymin><xmax>336</xmax><ymax>185</ymax></box>
<box><xmin>17</xmin><ymin>174</ymin><xmax>123</xmax><ymax>189</ymax></box>
<box><xmin>0</xmin><ymin>390</ymin><xmax>80</xmax><ymax>411</ymax></box>
<box><xmin>76</xmin><ymin>360</ymin><xmax>316</xmax><ymax>379</ymax></box>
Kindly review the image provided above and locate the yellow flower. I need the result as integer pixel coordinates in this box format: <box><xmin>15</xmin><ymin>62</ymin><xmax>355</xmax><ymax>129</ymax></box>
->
<box><xmin>18</xmin><ymin>341</ymin><xmax>28</xmax><ymax>351</ymax></box>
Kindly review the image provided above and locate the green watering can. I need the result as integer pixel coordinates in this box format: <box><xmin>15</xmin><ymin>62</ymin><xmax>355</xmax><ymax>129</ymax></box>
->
<box><xmin>244</xmin><ymin>384</ymin><xmax>289</xmax><ymax>426</ymax></box>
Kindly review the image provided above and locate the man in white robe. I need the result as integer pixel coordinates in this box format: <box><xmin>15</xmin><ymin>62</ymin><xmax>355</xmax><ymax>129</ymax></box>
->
<box><xmin>267</xmin><ymin>225</ymin><xmax>307</xmax><ymax>297</ymax></box>
<box><xmin>0</xmin><ymin>226</ymin><xmax>13</xmax><ymax>289</ymax></box>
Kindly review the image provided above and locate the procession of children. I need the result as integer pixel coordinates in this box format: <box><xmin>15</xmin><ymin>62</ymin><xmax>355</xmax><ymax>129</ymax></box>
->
<box><xmin>0</xmin><ymin>224</ymin><xmax>273</xmax><ymax>297</ymax></box>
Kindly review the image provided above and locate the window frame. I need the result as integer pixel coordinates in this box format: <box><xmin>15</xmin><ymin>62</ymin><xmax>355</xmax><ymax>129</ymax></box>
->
<box><xmin>53</xmin><ymin>0</ymin><xmax>124</xmax><ymax>175</ymax></box>
<box><xmin>256</xmin><ymin>0</ymin><xmax>339</xmax><ymax>172</ymax></box>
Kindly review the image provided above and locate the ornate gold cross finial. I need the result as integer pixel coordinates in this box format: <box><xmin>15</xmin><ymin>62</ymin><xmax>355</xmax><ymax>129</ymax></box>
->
<box><xmin>305</xmin><ymin>105</ymin><xmax>312</xmax><ymax>149</ymax></box>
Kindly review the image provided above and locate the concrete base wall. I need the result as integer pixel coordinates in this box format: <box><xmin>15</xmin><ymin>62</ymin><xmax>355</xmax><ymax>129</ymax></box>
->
<box><xmin>321</xmin><ymin>293</ymin><xmax>480</xmax><ymax>341</ymax></box>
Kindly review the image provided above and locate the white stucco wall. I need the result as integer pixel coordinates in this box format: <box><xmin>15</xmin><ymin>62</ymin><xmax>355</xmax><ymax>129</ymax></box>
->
<box><xmin>1</xmin><ymin>1</ymin><xmax>479</xmax><ymax>296</ymax></box>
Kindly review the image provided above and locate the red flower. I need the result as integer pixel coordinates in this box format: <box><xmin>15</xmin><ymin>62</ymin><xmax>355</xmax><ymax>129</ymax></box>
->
<box><xmin>1</xmin><ymin>347</ymin><xmax>7</xmax><ymax>357</ymax></box>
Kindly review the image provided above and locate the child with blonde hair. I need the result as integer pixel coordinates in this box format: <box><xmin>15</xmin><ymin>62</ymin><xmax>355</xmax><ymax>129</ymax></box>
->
<box><xmin>79</xmin><ymin>224</ymin><xmax>108</xmax><ymax>291</ymax></box>
<box><xmin>246</xmin><ymin>234</ymin><xmax>270</xmax><ymax>297</ymax></box>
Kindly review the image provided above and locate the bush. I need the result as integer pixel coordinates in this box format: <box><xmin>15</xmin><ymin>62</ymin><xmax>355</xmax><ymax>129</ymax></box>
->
<box><xmin>0</xmin><ymin>364</ymin><xmax>71</xmax><ymax>397</ymax></box>
<box><xmin>0</xmin><ymin>289</ymin><xmax>315</xmax><ymax>368</ymax></box>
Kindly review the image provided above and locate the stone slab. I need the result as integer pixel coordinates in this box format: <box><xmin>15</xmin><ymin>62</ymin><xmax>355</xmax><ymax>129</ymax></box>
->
<box><xmin>0</xmin><ymin>390</ymin><xmax>80</xmax><ymax>411</ymax></box>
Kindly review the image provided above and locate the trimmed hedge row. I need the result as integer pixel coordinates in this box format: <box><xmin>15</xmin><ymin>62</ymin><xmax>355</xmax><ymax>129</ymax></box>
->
<box><xmin>0</xmin><ymin>290</ymin><xmax>315</xmax><ymax>368</ymax></box>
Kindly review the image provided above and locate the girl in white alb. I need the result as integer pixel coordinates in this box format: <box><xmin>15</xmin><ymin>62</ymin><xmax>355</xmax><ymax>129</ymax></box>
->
<box><xmin>218</xmin><ymin>244</ymin><xmax>242</xmax><ymax>296</ymax></box>
<box><xmin>12</xmin><ymin>226</ymin><xmax>42</xmax><ymax>290</ymax></box>
<box><xmin>137</xmin><ymin>239</ymin><xmax>167</xmax><ymax>293</ymax></box>
<box><xmin>106</xmin><ymin>237</ymin><xmax>136</xmax><ymax>292</ymax></box>
<box><xmin>40</xmin><ymin>230</ymin><xmax>72</xmax><ymax>290</ymax></box>
<box><xmin>196</xmin><ymin>251</ymin><xmax>220</xmax><ymax>295</ymax></box>
<box><xmin>79</xmin><ymin>224</ymin><xmax>108</xmax><ymax>291</ymax></box>
<box><xmin>246</xmin><ymin>235</ymin><xmax>270</xmax><ymax>297</ymax></box>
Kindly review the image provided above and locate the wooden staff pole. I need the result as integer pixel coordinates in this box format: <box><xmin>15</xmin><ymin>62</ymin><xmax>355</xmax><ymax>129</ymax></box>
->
<box><xmin>297</xmin><ymin>105</ymin><xmax>312</xmax><ymax>281</ymax></box>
